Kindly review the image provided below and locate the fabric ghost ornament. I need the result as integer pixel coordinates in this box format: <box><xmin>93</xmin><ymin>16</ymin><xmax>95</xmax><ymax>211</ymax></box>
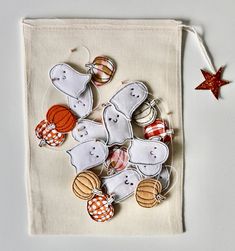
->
<box><xmin>156</xmin><ymin>165</ymin><xmax>171</xmax><ymax>191</ymax></box>
<box><xmin>109</xmin><ymin>81</ymin><xmax>148</xmax><ymax>119</ymax></box>
<box><xmin>49</xmin><ymin>63</ymin><xmax>91</xmax><ymax>98</ymax></box>
<box><xmin>136</xmin><ymin>163</ymin><xmax>162</xmax><ymax>177</ymax></box>
<box><xmin>102</xmin><ymin>168</ymin><xmax>142</xmax><ymax>203</ymax></box>
<box><xmin>128</xmin><ymin>138</ymin><xmax>169</xmax><ymax>165</ymax></box>
<box><xmin>68</xmin><ymin>85</ymin><xmax>93</xmax><ymax>118</ymax></box>
<box><xmin>103</xmin><ymin>104</ymin><xmax>133</xmax><ymax>146</ymax></box>
<box><xmin>67</xmin><ymin>140</ymin><xmax>108</xmax><ymax>173</ymax></box>
<box><xmin>72</xmin><ymin>119</ymin><xmax>107</xmax><ymax>143</ymax></box>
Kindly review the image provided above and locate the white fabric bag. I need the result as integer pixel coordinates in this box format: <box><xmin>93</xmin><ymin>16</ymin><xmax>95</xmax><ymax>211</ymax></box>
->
<box><xmin>23</xmin><ymin>19</ymin><xmax>184</xmax><ymax>235</ymax></box>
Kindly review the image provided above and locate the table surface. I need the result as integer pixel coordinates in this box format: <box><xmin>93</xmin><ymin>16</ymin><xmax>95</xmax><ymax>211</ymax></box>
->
<box><xmin>0</xmin><ymin>0</ymin><xmax>234</xmax><ymax>250</ymax></box>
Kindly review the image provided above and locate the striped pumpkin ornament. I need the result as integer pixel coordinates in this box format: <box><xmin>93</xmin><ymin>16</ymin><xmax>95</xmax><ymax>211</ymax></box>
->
<box><xmin>46</xmin><ymin>105</ymin><xmax>77</xmax><ymax>133</ymax></box>
<box><xmin>86</xmin><ymin>56</ymin><xmax>116</xmax><ymax>86</ymax></box>
<box><xmin>144</xmin><ymin>119</ymin><xmax>174</xmax><ymax>143</ymax></box>
<box><xmin>35</xmin><ymin>120</ymin><xmax>66</xmax><ymax>147</ymax></box>
<box><xmin>87</xmin><ymin>194</ymin><xmax>115</xmax><ymax>222</ymax></box>
<box><xmin>133</xmin><ymin>99</ymin><xmax>157</xmax><ymax>127</ymax></box>
<box><xmin>72</xmin><ymin>171</ymin><xmax>102</xmax><ymax>200</ymax></box>
<box><xmin>105</xmin><ymin>146</ymin><xmax>129</xmax><ymax>174</ymax></box>
<box><xmin>135</xmin><ymin>179</ymin><xmax>165</xmax><ymax>208</ymax></box>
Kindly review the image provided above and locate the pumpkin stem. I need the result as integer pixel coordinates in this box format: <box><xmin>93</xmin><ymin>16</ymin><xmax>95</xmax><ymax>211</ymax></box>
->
<box><xmin>47</xmin><ymin>123</ymin><xmax>56</xmax><ymax>130</ymax></box>
<box><xmin>166</xmin><ymin>129</ymin><xmax>174</xmax><ymax>135</ymax></box>
<box><xmin>156</xmin><ymin>194</ymin><xmax>166</xmax><ymax>202</ymax></box>
<box><xmin>150</xmin><ymin>99</ymin><xmax>156</xmax><ymax>107</ymax></box>
<box><xmin>39</xmin><ymin>139</ymin><xmax>46</xmax><ymax>147</ymax></box>
<box><xmin>85</xmin><ymin>63</ymin><xmax>94</xmax><ymax>69</ymax></box>
<box><xmin>107</xmin><ymin>194</ymin><xmax>115</xmax><ymax>205</ymax></box>
<box><xmin>92</xmin><ymin>188</ymin><xmax>102</xmax><ymax>195</ymax></box>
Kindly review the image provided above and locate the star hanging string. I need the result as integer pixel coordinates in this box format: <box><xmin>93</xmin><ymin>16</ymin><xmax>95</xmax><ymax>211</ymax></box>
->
<box><xmin>195</xmin><ymin>67</ymin><xmax>230</xmax><ymax>100</ymax></box>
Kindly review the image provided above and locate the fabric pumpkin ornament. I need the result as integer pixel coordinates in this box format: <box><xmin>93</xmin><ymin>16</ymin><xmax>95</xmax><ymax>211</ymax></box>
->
<box><xmin>87</xmin><ymin>194</ymin><xmax>115</xmax><ymax>222</ymax></box>
<box><xmin>46</xmin><ymin>105</ymin><xmax>77</xmax><ymax>133</ymax></box>
<box><xmin>144</xmin><ymin>119</ymin><xmax>174</xmax><ymax>143</ymax></box>
<box><xmin>133</xmin><ymin>99</ymin><xmax>158</xmax><ymax>127</ymax></box>
<box><xmin>72</xmin><ymin>171</ymin><xmax>102</xmax><ymax>200</ymax></box>
<box><xmin>86</xmin><ymin>56</ymin><xmax>116</xmax><ymax>86</ymax></box>
<box><xmin>105</xmin><ymin>146</ymin><xmax>129</xmax><ymax>174</ymax></box>
<box><xmin>35</xmin><ymin>119</ymin><xmax>66</xmax><ymax>147</ymax></box>
<box><xmin>135</xmin><ymin>179</ymin><xmax>165</xmax><ymax>208</ymax></box>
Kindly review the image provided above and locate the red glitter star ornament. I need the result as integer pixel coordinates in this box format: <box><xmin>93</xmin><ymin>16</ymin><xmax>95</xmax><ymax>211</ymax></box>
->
<box><xmin>195</xmin><ymin>67</ymin><xmax>229</xmax><ymax>99</ymax></box>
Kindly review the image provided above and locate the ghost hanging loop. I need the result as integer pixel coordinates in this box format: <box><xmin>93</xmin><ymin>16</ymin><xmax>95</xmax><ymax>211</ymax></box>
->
<box><xmin>162</xmin><ymin>165</ymin><xmax>178</xmax><ymax>197</ymax></box>
<box><xmin>180</xmin><ymin>24</ymin><xmax>217</xmax><ymax>74</ymax></box>
<box><xmin>67</xmin><ymin>44</ymin><xmax>91</xmax><ymax>66</ymax></box>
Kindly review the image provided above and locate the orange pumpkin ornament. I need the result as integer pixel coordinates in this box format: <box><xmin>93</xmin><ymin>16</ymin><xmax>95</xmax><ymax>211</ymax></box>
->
<box><xmin>86</xmin><ymin>56</ymin><xmax>116</xmax><ymax>86</ymax></box>
<box><xmin>72</xmin><ymin>171</ymin><xmax>102</xmax><ymax>200</ymax></box>
<box><xmin>87</xmin><ymin>194</ymin><xmax>115</xmax><ymax>222</ymax></box>
<box><xmin>135</xmin><ymin>179</ymin><xmax>166</xmax><ymax>208</ymax></box>
<box><xmin>35</xmin><ymin>120</ymin><xmax>66</xmax><ymax>147</ymax></box>
<box><xmin>46</xmin><ymin>105</ymin><xmax>77</xmax><ymax>133</ymax></box>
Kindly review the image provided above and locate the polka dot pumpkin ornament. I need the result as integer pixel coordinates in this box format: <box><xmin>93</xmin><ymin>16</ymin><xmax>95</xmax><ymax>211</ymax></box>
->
<box><xmin>46</xmin><ymin>104</ymin><xmax>77</xmax><ymax>133</ymax></box>
<box><xmin>135</xmin><ymin>179</ymin><xmax>166</xmax><ymax>208</ymax></box>
<box><xmin>35</xmin><ymin>119</ymin><xmax>66</xmax><ymax>147</ymax></box>
<box><xmin>72</xmin><ymin>171</ymin><xmax>102</xmax><ymax>200</ymax></box>
<box><xmin>86</xmin><ymin>56</ymin><xmax>116</xmax><ymax>86</ymax></box>
<box><xmin>87</xmin><ymin>194</ymin><xmax>115</xmax><ymax>222</ymax></box>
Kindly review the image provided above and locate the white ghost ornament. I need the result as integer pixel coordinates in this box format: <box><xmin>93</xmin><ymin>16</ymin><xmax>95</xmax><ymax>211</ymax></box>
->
<box><xmin>67</xmin><ymin>140</ymin><xmax>108</xmax><ymax>173</ymax></box>
<box><xmin>102</xmin><ymin>168</ymin><xmax>142</xmax><ymax>203</ymax></box>
<box><xmin>136</xmin><ymin>163</ymin><xmax>162</xmax><ymax>177</ymax></box>
<box><xmin>72</xmin><ymin>119</ymin><xmax>107</xmax><ymax>143</ymax></box>
<box><xmin>103</xmin><ymin>104</ymin><xmax>133</xmax><ymax>146</ymax></box>
<box><xmin>68</xmin><ymin>85</ymin><xmax>93</xmax><ymax>118</ymax></box>
<box><xmin>128</xmin><ymin>138</ymin><xmax>169</xmax><ymax>165</ymax></box>
<box><xmin>109</xmin><ymin>81</ymin><xmax>148</xmax><ymax>119</ymax></box>
<box><xmin>49</xmin><ymin>63</ymin><xmax>91</xmax><ymax>98</ymax></box>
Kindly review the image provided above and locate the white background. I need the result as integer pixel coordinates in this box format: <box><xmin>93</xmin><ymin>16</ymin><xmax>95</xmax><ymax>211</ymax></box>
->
<box><xmin>0</xmin><ymin>0</ymin><xmax>235</xmax><ymax>250</ymax></box>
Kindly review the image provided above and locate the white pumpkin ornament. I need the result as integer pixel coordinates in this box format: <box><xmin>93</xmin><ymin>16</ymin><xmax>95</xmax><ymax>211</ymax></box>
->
<box><xmin>133</xmin><ymin>99</ymin><xmax>158</xmax><ymax>127</ymax></box>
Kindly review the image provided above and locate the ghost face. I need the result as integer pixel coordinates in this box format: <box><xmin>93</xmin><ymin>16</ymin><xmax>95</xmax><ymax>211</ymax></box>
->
<box><xmin>72</xmin><ymin>119</ymin><xmax>107</xmax><ymax>143</ymax></box>
<box><xmin>49</xmin><ymin>63</ymin><xmax>91</xmax><ymax>98</ymax></box>
<box><xmin>67</xmin><ymin>140</ymin><xmax>108</xmax><ymax>172</ymax></box>
<box><xmin>136</xmin><ymin>164</ymin><xmax>162</xmax><ymax>177</ymax></box>
<box><xmin>102</xmin><ymin>168</ymin><xmax>142</xmax><ymax>203</ymax></box>
<box><xmin>103</xmin><ymin>104</ymin><xmax>133</xmax><ymax>146</ymax></box>
<box><xmin>68</xmin><ymin>85</ymin><xmax>93</xmax><ymax>118</ymax></box>
<box><xmin>110</xmin><ymin>81</ymin><xmax>148</xmax><ymax>119</ymax></box>
<box><xmin>128</xmin><ymin>138</ymin><xmax>169</xmax><ymax>165</ymax></box>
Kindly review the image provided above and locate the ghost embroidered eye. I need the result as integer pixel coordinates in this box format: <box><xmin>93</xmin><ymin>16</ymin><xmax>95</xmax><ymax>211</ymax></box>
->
<box><xmin>96</xmin><ymin>155</ymin><xmax>99</xmax><ymax>158</ymax></box>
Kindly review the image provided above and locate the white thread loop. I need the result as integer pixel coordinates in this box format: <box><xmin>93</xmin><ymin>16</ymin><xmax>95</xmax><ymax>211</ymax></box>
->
<box><xmin>181</xmin><ymin>24</ymin><xmax>216</xmax><ymax>73</ymax></box>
